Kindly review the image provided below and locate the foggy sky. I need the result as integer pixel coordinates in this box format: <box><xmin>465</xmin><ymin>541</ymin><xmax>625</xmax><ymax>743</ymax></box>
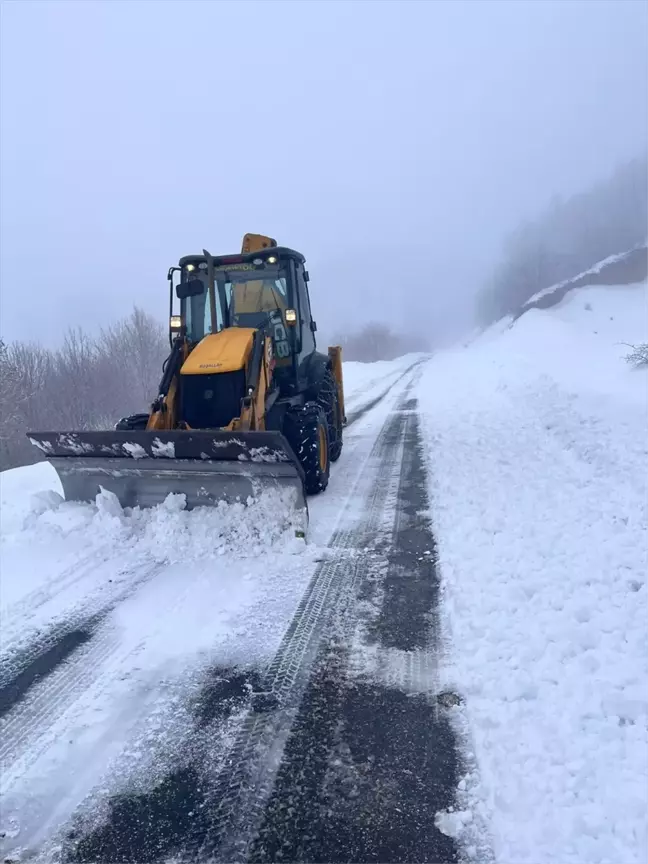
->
<box><xmin>1</xmin><ymin>0</ymin><xmax>646</xmax><ymax>347</ymax></box>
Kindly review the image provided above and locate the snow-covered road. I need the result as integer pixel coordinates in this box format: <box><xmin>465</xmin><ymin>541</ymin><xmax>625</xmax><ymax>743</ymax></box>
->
<box><xmin>1</xmin><ymin>275</ymin><xmax>646</xmax><ymax>864</ymax></box>
<box><xmin>2</xmin><ymin>354</ymin><xmax>448</xmax><ymax>863</ymax></box>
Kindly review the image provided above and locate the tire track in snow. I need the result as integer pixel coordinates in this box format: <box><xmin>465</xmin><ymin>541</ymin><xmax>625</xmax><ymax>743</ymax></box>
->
<box><xmin>0</xmin><ymin>558</ymin><xmax>165</xmax><ymax>718</ymax></box>
<box><xmin>0</xmin><ymin>562</ymin><xmax>166</xmax><ymax>770</ymax></box>
<box><xmin>0</xmin><ymin>624</ymin><xmax>122</xmax><ymax>777</ymax></box>
<box><xmin>0</xmin><ymin>552</ymin><xmax>258</xmax><ymax>856</ymax></box>
<box><xmin>2</xmin><ymin>541</ymin><xmax>119</xmax><ymax>628</ymax></box>
<box><xmin>0</xmin><ymin>628</ymin><xmax>92</xmax><ymax>719</ymax></box>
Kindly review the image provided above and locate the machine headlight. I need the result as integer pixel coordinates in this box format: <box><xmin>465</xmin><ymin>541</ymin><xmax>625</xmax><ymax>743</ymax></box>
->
<box><xmin>170</xmin><ymin>315</ymin><xmax>183</xmax><ymax>331</ymax></box>
<box><xmin>267</xmin><ymin>255</ymin><xmax>277</xmax><ymax>264</ymax></box>
<box><xmin>186</xmin><ymin>264</ymin><xmax>195</xmax><ymax>272</ymax></box>
<box><xmin>285</xmin><ymin>308</ymin><xmax>297</xmax><ymax>324</ymax></box>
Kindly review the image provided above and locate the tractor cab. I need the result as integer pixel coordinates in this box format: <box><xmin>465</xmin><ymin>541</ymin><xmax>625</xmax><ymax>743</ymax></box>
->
<box><xmin>172</xmin><ymin>246</ymin><xmax>317</xmax><ymax>383</ymax></box>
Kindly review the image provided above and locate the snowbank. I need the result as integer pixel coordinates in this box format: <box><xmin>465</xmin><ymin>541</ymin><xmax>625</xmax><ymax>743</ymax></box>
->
<box><xmin>420</xmin><ymin>280</ymin><xmax>647</xmax><ymax>863</ymax></box>
<box><xmin>0</xmin><ymin>461</ymin><xmax>62</xmax><ymax>535</ymax></box>
<box><xmin>522</xmin><ymin>244</ymin><xmax>647</xmax><ymax>311</ymax></box>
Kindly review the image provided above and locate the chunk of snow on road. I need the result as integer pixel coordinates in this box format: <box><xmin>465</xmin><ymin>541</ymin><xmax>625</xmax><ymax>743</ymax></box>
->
<box><xmin>122</xmin><ymin>442</ymin><xmax>147</xmax><ymax>459</ymax></box>
<box><xmin>95</xmin><ymin>487</ymin><xmax>125</xmax><ymax>519</ymax></box>
<box><xmin>29</xmin><ymin>489</ymin><xmax>64</xmax><ymax>516</ymax></box>
<box><xmin>420</xmin><ymin>278</ymin><xmax>647</xmax><ymax>864</ymax></box>
<box><xmin>151</xmin><ymin>437</ymin><xmax>175</xmax><ymax>458</ymax></box>
<box><xmin>435</xmin><ymin>808</ymin><xmax>473</xmax><ymax>839</ymax></box>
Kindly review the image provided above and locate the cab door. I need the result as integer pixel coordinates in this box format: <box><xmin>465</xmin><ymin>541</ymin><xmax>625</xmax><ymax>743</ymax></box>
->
<box><xmin>289</xmin><ymin>260</ymin><xmax>316</xmax><ymax>390</ymax></box>
<box><xmin>294</xmin><ymin>261</ymin><xmax>316</xmax><ymax>358</ymax></box>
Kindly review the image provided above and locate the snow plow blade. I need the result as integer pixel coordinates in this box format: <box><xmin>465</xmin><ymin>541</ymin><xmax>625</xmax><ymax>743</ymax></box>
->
<box><xmin>27</xmin><ymin>429</ymin><xmax>307</xmax><ymax>522</ymax></box>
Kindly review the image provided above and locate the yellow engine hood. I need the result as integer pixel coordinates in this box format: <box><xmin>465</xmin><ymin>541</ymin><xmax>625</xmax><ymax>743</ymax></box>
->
<box><xmin>180</xmin><ymin>328</ymin><xmax>256</xmax><ymax>375</ymax></box>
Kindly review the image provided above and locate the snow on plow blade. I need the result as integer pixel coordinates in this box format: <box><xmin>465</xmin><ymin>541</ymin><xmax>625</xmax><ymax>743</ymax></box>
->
<box><xmin>27</xmin><ymin>429</ymin><xmax>307</xmax><ymax>521</ymax></box>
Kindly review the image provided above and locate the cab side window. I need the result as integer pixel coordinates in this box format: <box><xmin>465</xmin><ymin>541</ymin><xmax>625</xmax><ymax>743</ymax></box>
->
<box><xmin>294</xmin><ymin>263</ymin><xmax>316</xmax><ymax>356</ymax></box>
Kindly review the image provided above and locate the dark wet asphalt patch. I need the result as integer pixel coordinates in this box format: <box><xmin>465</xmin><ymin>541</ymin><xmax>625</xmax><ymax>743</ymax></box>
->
<box><xmin>250</xmin><ymin>645</ymin><xmax>458</xmax><ymax>864</ymax></box>
<box><xmin>68</xmin><ymin>766</ymin><xmax>208</xmax><ymax>863</ymax></box>
<box><xmin>66</xmin><ymin>664</ymin><xmax>258</xmax><ymax>863</ymax></box>
<box><xmin>370</xmin><ymin>404</ymin><xmax>441</xmax><ymax>652</ymax></box>
<box><xmin>192</xmin><ymin>665</ymin><xmax>260</xmax><ymax>729</ymax></box>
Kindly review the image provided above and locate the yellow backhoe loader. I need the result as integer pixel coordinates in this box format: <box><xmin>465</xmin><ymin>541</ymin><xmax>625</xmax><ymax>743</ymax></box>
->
<box><xmin>28</xmin><ymin>235</ymin><xmax>345</xmax><ymax>525</ymax></box>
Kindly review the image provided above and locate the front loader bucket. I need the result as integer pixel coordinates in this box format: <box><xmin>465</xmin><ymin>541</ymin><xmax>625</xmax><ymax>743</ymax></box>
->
<box><xmin>27</xmin><ymin>429</ymin><xmax>308</xmax><ymax>526</ymax></box>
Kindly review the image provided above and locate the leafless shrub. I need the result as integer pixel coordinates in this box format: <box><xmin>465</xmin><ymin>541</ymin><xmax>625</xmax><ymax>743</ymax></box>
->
<box><xmin>332</xmin><ymin>322</ymin><xmax>428</xmax><ymax>363</ymax></box>
<box><xmin>0</xmin><ymin>307</ymin><xmax>168</xmax><ymax>470</ymax></box>
<box><xmin>0</xmin><ymin>338</ymin><xmax>25</xmax><ymax>466</ymax></box>
<box><xmin>622</xmin><ymin>342</ymin><xmax>648</xmax><ymax>368</ymax></box>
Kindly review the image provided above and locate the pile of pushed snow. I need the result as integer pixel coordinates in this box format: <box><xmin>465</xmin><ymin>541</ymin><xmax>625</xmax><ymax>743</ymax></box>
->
<box><xmin>3</xmin><ymin>483</ymin><xmax>303</xmax><ymax>562</ymax></box>
<box><xmin>0</xmin><ymin>462</ymin><xmax>63</xmax><ymax>535</ymax></box>
<box><xmin>420</xmin><ymin>279</ymin><xmax>647</xmax><ymax>863</ymax></box>
<box><xmin>96</xmin><ymin>486</ymin><xmax>305</xmax><ymax>563</ymax></box>
<box><xmin>1</xmin><ymin>476</ymin><xmax>305</xmax><ymax>619</ymax></box>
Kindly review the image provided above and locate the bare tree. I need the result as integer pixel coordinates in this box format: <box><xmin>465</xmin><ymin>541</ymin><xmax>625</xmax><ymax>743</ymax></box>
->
<box><xmin>8</xmin><ymin>342</ymin><xmax>54</xmax><ymax>430</ymax></box>
<box><xmin>0</xmin><ymin>306</ymin><xmax>169</xmax><ymax>470</ymax></box>
<box><xmin>0</xmin><ymin>338</ymin><xmax>24</xmax><ymax>467</ymax></box>
<box><xmin>97</xmin><ymin>307</ymin><xmax>167</xmax><ymax>415</ymax></box>
<box><xmin>53</xmin><ymin>328</ymin><xmax>102</xmax><ymax>430</ymax></box>
<box><xmin>332</xmin><ymin>323</ymin><xmax>428</xmax><ymax>362</ymax></box>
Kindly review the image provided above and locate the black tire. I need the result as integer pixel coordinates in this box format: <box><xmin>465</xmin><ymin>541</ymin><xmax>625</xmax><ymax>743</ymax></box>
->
<box><xmin>285</xmin><ymin>403</ymin><xmax>330</xmax><ymax>495</ymax></box>
<box><xmin>317</xmin><ymin>368</ymin><xmax>343</xmax><ymax>462</ymax></box>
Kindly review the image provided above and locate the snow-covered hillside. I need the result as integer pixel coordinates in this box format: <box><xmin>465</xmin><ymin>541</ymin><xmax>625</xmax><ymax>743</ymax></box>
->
<box><xmin>419</xmin><ymin>276</ymin><xmax>647</xmax><ymax>863</ymax></box>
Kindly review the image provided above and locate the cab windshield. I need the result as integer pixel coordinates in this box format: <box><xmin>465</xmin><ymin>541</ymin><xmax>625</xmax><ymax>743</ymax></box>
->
<box><xmin>184</xmin><ymin>268</ymin><xmax>289</xmax><ymax>342</ymax></box>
